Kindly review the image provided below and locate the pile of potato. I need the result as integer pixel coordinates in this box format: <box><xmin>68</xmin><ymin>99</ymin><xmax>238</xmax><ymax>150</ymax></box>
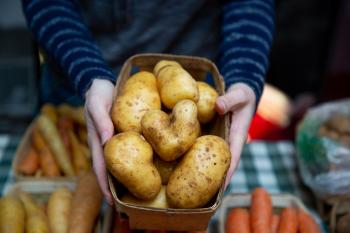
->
<box><xmin>17</xmin><ymin>104</ymin><xmax>91</xmax><ymax>177</ymax></box>
<box><xmin>0</xmin><ymin>171</ymin><xmax>103</xmax><ymax>233</ymax></box>
<box><xmin>105</xmin><ymin>60</ymin><xmax>231</xmax><ymax>209</ymax></box>
<box><xmin>318</xmin><ymin>114</ymin><xmax>350</xmax><ymax>147</ymax></box>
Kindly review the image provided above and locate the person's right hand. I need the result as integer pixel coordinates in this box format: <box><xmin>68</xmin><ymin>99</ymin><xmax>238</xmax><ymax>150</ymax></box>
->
<box><xmin>84</xmin><ymin>79</ymin><xmax>115</xmax><ymax>204</ymax></box>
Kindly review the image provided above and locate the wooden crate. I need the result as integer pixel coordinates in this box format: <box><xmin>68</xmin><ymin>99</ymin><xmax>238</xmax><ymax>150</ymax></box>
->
<box><xmin>108</xmin><ymin>53</ymin><xmax>229</xmax><ymax>231</ymax></box>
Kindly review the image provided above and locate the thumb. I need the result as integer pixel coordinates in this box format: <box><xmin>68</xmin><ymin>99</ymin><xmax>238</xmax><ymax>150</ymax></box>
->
<box><xmin>215</xmin><ymin>87</ymin><xmax>248</xmax><ymax>115</ymax></box>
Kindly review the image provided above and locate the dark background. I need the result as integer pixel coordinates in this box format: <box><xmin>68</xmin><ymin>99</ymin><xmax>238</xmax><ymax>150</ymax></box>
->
<box><xmin>0</xmin><ymin>0</ymin><xmax>350</xmax><ymax>133</ymax></box>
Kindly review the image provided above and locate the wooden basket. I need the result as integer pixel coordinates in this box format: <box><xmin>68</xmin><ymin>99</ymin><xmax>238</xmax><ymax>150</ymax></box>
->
<box><xmin>5</xmin><ymin>181</ymin><xmax>103</xmax><ymax>233</ymax></box>
<box><xmin>12</xmin><ymin>120</ymin><xmax>78</xmax><ymax>182</ymax></box>
<box><xmin>108</xmin><ymin>53</ymin><xmax>229</xmax><ymax>231</ymax></box>
<box><xmin>219</xmin><ymin>193</ymin><xmax>325</xmax><ymax>233</ymax></box>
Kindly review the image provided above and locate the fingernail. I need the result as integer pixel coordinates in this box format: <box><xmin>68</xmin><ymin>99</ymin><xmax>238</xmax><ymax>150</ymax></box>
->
<box><xmin>216</xmin><ymin>99</ymin><xmax>227</xmax><ymax>114</ymax></box>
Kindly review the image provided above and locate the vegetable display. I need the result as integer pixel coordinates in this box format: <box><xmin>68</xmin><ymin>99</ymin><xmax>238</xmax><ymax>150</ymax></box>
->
<box><xmin>106</xmin><ymin>60</ymin><xmax>228</xmax><ymax>209</ymax></box>
<box><xmin>224</xmin><ymin>188</ymin><xmax>322</xmax><ymax>233</ymax></box>
<box><xmin>0</xmin><ymin>172</ymin><xmax>102</xmax><ymax>233</ymax></box>
<box><xmin>16</xmin><ymin>104</ymin><xmax>92</xmax><ymax>178</ymax></box>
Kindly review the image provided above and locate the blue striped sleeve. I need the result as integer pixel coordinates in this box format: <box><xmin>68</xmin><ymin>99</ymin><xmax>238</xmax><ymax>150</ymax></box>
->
<box><xmin>22</xmin><ymin>0</ymin><xmax>115</xmax><ymax>98</ymax></box>
<box><xmin>220</xmin><ymin>0</ymin><xmax>275</xmax><ymax>102</ymax></box>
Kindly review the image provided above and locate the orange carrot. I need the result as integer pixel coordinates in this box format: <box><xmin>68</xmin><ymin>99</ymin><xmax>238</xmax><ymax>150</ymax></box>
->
<box><xmin>68</xmin><ymin>130</ymin><xmax>91</xmax><ymax>175</ymax></box>
<box><xmin>37</xmin><ymin>114</ymin><xmax>75</xmax><ymax>176</ymax></box>
<box><xmin>68</xmin><ymin>171</ymin><xmax>103</xmax><ymax>233</ymax></box>
<box><xmin>251</xmin><ymin>188</ymin><xmax>272</xmax><ymax>233</ymax></box>
<box><xmin>278</xmin><ymin>208</ymin><xmax>297</xmax><ymax>233</ymax></box>
<box><xmin>226</xmin><ymin>208</ymin><xmax>250</xmax><ymax>233</ymax></box>
<box><xmin>271</xmin><ymin>215</ymin><xmax>279</xmax><ymax>233</ymax></box>
<box><xmin>298</xmin><ymin>210</ymin><xmax>321</xmax><ymax>233</ymax></box>
<box><xmin>17</xmin><ymin>146</ymin><xmax>40</xmax><ymax>175</ymax></box>
<box><xmin>32</xmin><ymin>129</ymin><xmax>60</xmax><ymax>176</ymax></box>
<box><xmin>57</xmin><ymin>116</ymin><xmax>74</xmax><ymax>157</ymax></box>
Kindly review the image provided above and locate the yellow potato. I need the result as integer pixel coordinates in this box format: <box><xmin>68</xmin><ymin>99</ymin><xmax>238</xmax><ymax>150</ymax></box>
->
<box><xmin>104</xmin><ymin>132</ymin><xmax>161</xmax><ymax>200</ymax></box>
<box><xmin>121</xmin><ymin>185</ymin><xmax>169</xmax><ymax>208</ymax></box>
<box><xmin>0</xmin><ymin>195</ymin><xmax>25</xmax><ymax>233</ymax></box>
<box><xmin>167</xmin><ymin>135</ymin><xmax>231</xmax><ymax>208</ymax></box>
<box><xmin>153</xmin><ymin>155</ymin><xmax>178</xmax><ymax>185</ymax></box>
<box><xmin>47</xmin><ymin>187</ymin><xmax>72</xmax><ymax>233</ymax></box>
<box><xmin>154</xmin><ymin>60</ymin><xmax>199</xmax><ymax>109</ymax></box>
<box><xmin>196</xmin><ymin>81</ymin><xmax>218</xmax><ymax>124</ymax></box>
<box><xmin>142</xmin><ymin>100</ymin><xmax>201</xmax><ymax>161</ymax></box>
<box><xmin>111</xmin><ymin>71</ymin><xmax>161</xmax><ymax>133</ymax></box>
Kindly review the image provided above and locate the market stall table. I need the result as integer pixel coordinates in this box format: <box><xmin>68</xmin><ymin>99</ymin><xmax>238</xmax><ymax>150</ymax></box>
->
<box><xmin>0</xmin><ymin>134</ymin><xmax>326</xmax><ymax>232</ymax></box>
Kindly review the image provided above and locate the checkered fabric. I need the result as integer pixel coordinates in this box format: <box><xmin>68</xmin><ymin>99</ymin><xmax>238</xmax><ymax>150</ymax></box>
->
<box><xmin>208</xmin><ymin>141</ymin><xmax>327</xmax><ymax>233</ymax></box>
<box><xmin>0</xmin><ymin>135</ymin><xmax>327</xmax><ymax>232</ymax></box>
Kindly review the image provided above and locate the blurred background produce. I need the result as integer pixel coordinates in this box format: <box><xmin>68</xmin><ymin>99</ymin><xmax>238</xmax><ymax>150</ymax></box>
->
<box><xmin>16</xmin><ymin>104</ymin><xmax>91</xmax><ymax>178</ymax></box>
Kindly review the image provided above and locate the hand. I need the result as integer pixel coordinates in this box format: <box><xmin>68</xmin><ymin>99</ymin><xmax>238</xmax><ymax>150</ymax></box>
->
<box><xmin>215</xmin><ymin>83</ymin><xmax>256</xmax><ymax>188</ymax></box>
<box><xmin>85</xmin><ymin>79</ymin><xmax>115</xmax><ymax>204</ymax></box>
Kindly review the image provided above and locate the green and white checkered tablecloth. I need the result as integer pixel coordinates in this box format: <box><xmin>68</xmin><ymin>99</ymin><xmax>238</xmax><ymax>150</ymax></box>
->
<box><xmin>0</xmin><ymin>134</ymin><xmax>326</xmax><ymax>232</ymax></box>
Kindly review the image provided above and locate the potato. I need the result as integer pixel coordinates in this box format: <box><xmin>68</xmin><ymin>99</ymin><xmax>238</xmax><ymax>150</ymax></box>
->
<box><xmin>104</xmin><ymin>131</ymin><xmax>161</xmax><ymax>200</ymax></box>
<box><xmin>47</xmin><ymin>187</ymin><xmax>72</xmax><ymax>233</ymax></box>
<box><xmin>153</xmin><ymin>155</ymin><xmax>178</xmax><ymax>184</ymax></box>
<box><xmin>154</xmin><ymin>60</ymin><xmax>199</xmax><ymax>109</ymax></box>
<box><xmin>121</xmin><ymin>186</ymin><xmax>169</xmax><ymax>208</ymax></box>
<box><xmin>142</xmin><ymin>100</ymin><xmax>201</xmax><ymax>161</ymax></box>
<box><xmin>0</xmin><ymin>196</ymin><xmax>25</xmax><ymax>233</ymax></box>
<box><xmin>196</xmin><ymin>81</ymin><xmax>218</xmax><ymax>124</ymax></box>
<box><xmin>111</xmin><ymin>71</ymin><xmax>161</xmax><ymax>133</ymax></box>
<box><xmin>167</xmin><ymin>135</ymin><xmax>231</xmax><ymax>208</ymax></box>
<box><xmin>327</xmin><ymin>114</ymin><xmax>350</xmax><ymax>134</ymax></box>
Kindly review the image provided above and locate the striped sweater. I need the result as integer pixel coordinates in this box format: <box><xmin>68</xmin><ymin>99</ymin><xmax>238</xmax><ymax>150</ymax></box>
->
<box><xmin>22</xmin><ymin>0</ymin><xmax>274</xmax><ymax>101</ymax></box>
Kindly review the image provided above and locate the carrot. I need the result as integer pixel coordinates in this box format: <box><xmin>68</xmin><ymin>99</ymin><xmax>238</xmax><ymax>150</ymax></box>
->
<box><xmin>68</xmin><ymin>171</ymin><xmax>103</xmax><ymax>233</ymax></box>
<box><xmin>32</xmin><ymin>129</ymin><xmax>60</xmax><ymax>176</ymax></box>
<box><xmin>17</xmin><ymin>146</ymin><xmax>40</xmax><ymax>175</ymax></box>
<box><xmin>298</xmin><ymin>209</ymin><xmax>321</xmax><ymax>233</ymax></box>
<box><xmin>68</xmin><ymin>130</ymin><xmax>91</xmax><ymax>175</ymax></box>
<box><xmin>226</xmin><ymin>208</ymin><xmax>250</xmax><ymax>233</ymax></box>
<box><xmin>251</xmin><ymin>187</ymin><xmax>272</xmax><ymax>233</ymax></box>
<box><xmin>57</xmin><ymin>104</ymin><xmax>86</xmax><ymax>125</ymax></box>
<box><xmin>278</xmin><ymin>208</ymin><xmax>297</xmax><ymax>233</ymax></box>
<box><xmin>78</xmin><ymin>127</ymin><xmax>88</xmax><ymax>145</ymax></box>
<box><xmin>57</xmin><ymin>117</ymin><xmax>73</xmax><ymax>159</ymax></box>
<box><xmin>36</xmin><ymin>114</ymin><xmax>75</xmax><ymax>176</ymax></box>
<box><xmin>41</xmin><ymin>103</ymin><xmax>58</xmax><ymax>124</ymax></box>
<box><xmin>271</xmin><ymin>215</ymin><xmax>279</xmax><ymax>233</ymax></box>
<box><xmin>19</xmin><ymin>191</ymin><xmax>50</xmax><ymax>233</ymax></box>
<box><xmin>80</xmin><ymin>143</ymin><xmax>91</xmax><ymax>159</ymax></box>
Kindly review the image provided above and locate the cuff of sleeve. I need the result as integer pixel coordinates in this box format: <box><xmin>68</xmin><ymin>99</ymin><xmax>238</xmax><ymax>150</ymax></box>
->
<box><xmin>225</xmin><ymin>73</ymin><xmax>264</xmax><ymax>109</ymax></box>
<box><xmin>76</xmin><ymin>67</ymin><xmax>116</xmax><ymax>99</ymax></box>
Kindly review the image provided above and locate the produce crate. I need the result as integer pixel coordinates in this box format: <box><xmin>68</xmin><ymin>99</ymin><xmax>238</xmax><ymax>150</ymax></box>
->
<box><xmin>108</xmin><ymin>53</ymin><xmax>229</xmax><ymax>231</ymax></box>
<box><xmin>317</xmin><ymin>195</ymin><xmax>350</xmax><ymax>233</ymax></box>
<box><xmin>218</xmin><ymin>193</ymin><xmax>326</xmax><ymax>233</ymax></box>
<box><xmin>5</xmin><ymin>181</ymin><xmax>103</xmax><ymax>233</ymax></box>
<box><xmin>11</xmin><ymin>121</ymin><xmax>79</xmax><ymax>182</ymax></box>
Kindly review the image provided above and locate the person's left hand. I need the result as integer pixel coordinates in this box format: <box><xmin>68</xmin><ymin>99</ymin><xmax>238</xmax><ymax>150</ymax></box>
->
<box><xmin>215</xmin><ymin>83</ymin><xmax>256</xmax><ymax>188</ymax></box>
